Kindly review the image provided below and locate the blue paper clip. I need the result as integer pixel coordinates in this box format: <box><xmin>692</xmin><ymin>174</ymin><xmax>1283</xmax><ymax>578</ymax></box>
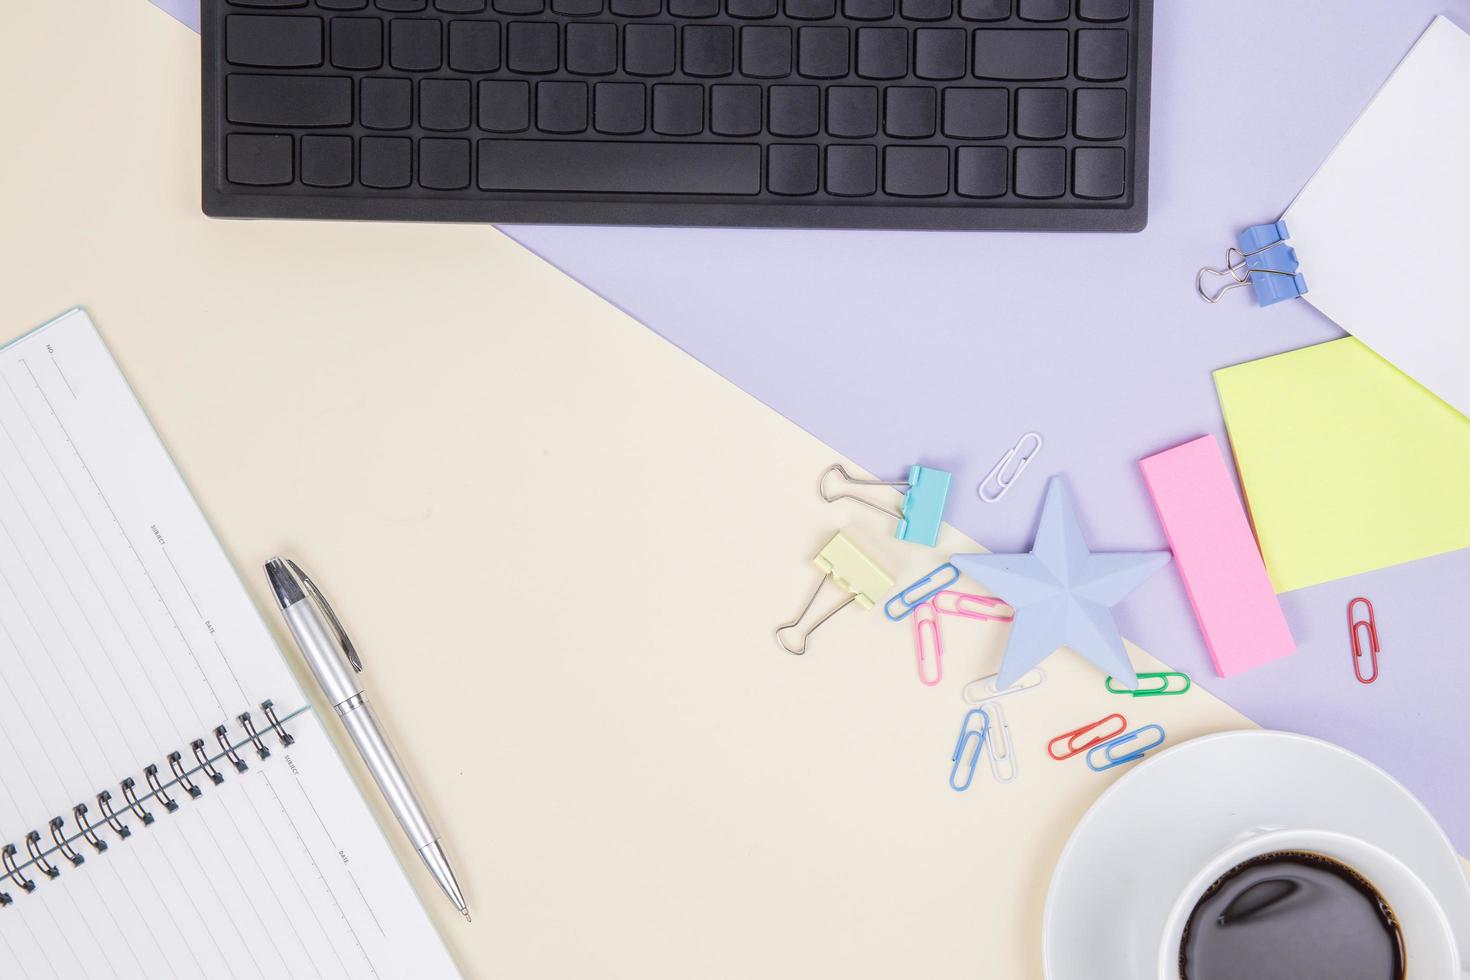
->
<box><xmin>885</xmin><ymin>562</ymin><xmax>961</xmax><ymax>621</ymax></box>
<box><xmin>1196</xmin><ymin>219</ymin><xmax>1308</xmax><ymax>307</ymax></box>
<box><xmin>1085</xmin><ymin>723</ymin><xmax>1166</xmax><ymax>772</ymax></box>
<box><xmin>949</xmin><ymin>708</ymin><xmax>990</xmax><ymax>792</ymax></box>
<box><xmin>819</xmin><ymin>463</ymin><xmax>952</xmax><ymax>548</ymax></box>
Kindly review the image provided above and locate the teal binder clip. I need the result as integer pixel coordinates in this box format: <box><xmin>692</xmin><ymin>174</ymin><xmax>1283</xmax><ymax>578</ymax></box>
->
<box><xmin>1195</xmin><ymin>219</ymin><xmax>1308</xmax><ymax>306</ymax></box>
<box><xmin>819</xmin><ymin>463</ymin><xmax>952</xmax><ymax>547</ymax></box>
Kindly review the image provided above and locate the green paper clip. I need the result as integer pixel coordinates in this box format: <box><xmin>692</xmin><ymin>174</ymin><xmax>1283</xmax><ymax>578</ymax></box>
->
<box><xmin>1105</xmin><ymin>672</ymin><xmax>1191</xmax><ymax>697</ymax></box>
<box><xmin>775</xmin><ymin>532</ymin><xmax>894</xmax><ymax>656</ymax></box>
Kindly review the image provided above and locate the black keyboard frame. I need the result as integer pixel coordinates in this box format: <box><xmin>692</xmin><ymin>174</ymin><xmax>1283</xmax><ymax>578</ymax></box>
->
<box><xmin>202</xmin><ymin>0</ymin><xmax>1151</xmax><ymax>231</ymax></box>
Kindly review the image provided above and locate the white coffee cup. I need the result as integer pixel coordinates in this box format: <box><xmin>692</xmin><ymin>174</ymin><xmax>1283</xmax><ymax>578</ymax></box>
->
<box><xmin>1155</xmin><ymin>828</ymin><xmax>1465</xmax><ymax>979</ymax></box>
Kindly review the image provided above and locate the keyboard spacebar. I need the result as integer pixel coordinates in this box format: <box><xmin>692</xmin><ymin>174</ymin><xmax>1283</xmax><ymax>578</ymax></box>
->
<box><xmin>478</xmin><ymin>140</ymin><xmax>762</xmax><ymax>195</ymax></box>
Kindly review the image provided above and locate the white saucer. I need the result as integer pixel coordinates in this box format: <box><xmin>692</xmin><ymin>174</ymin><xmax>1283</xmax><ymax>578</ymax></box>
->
<box><xmin>1042</xmin><ymin>730</ymin><xmax>1470</xmax><ymax>979</ymax></box>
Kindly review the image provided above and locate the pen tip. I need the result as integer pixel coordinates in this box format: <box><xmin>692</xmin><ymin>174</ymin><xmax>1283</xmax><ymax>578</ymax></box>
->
<box><xmin>264</xmin><ymin>558</ymin><xmax>304</xmax><ymax>609</ymax></box>
<box><xmin>462</xmin><ymin>909</ymin><xmax>472</xmax><ymax>923</ymax></box>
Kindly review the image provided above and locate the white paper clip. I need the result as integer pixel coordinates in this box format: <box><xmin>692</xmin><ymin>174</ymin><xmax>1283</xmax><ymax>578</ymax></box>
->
<box><xmin>980</xmin><ymin>702</ymin><xmax>1017</xmax><ymax>784</ymax></box>
<box><xmin>961</xmin><ymin>667</ymin><xmax>1046</xmax><ymax>706</ymax></box>
<box><xmin>977</xmin><ymin>433</ymin><xmax>1042</xmax><ymax>503</ymax></box>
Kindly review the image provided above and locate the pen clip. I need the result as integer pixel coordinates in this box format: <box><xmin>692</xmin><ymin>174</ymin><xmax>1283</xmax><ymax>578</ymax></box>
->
<box><xmin>286</xmin><ymin>559</ymin><xmax>363</xmax><ymax>672</ymax></box>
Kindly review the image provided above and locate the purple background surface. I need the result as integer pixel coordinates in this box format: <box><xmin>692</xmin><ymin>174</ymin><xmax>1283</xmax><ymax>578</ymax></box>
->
<box><xmin>503</xmin><ymin>1</ymin><xmax>1470</xmax><ymax>850</ymax></box>
<box><xmin>159</xmin><ymin>0</ymin><xmax>1470</xmax><ymax>848</ymax></box>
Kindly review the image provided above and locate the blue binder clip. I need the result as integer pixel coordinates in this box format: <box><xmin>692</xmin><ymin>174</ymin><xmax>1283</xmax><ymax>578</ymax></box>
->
<box><xmin>819</xmin><ymin>463</ymin><xmax>952</xmax><ymax>547</ymax></box>
<box><xmin>1195</xmin><ymin>219</ymin><xmax>1308</xmax><ymax>306</ymax></box>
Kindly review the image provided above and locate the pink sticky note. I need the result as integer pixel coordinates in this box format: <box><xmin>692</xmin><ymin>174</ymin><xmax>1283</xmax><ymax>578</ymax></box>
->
<box><xmin>1139</xmin><ymin>435</ymin><xmax>1295</xmax><ymax>677</ymax></box>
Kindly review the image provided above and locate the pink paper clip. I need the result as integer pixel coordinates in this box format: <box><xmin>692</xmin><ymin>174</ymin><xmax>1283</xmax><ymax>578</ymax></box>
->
<box><xmin>1348</xmin><ymin>597</ymin><xmax>1379</xmax><ymax>685</ymax></box>
<box><xmin>913</xmin><ymin>602</ymin><xmax>943</xmax><ymax>686</ymax></box>
<box><xmin>931</xmin><ymin>590</ymin><xmax>1015</xmax><ymax>622</ymax></box>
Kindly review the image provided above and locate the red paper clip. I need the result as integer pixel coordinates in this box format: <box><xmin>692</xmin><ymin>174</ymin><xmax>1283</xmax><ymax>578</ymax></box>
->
<box><xmin>1348</xmin><ymin>597</ymin><xmax>1379</xmax><ymax>685</ymax></box>
<box><xmin>1047</xmin><ymin>714</ymin><xmax>1129</xmax><ymax>760</ymax></box>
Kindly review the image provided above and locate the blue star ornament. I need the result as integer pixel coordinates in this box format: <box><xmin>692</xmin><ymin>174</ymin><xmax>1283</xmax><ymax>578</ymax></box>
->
<box><xmin>951</xmin><ymin>477</ymin><xmax>1170</xmax><ymax>691</ymax></box>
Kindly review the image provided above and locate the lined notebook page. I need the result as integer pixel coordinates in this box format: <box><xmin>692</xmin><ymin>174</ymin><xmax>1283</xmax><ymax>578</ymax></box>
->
<box><xmin>0</xmin><ymin>308</ymin><xmax>460</xmax><ymax>979</ymax></box>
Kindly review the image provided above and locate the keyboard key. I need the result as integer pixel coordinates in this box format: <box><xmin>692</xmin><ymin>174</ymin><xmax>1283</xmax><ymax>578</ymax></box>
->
<box><xmin>902</xmin><ymin>0</ymin><xmax>950</xmax><ymax>20</ymax></box>
<box><xmin>710</xmin><ymin>84</ymin><xmax>761</xmax><ymax>135</ymax></box>
<box><xmin>229</xmin><ymin>0</ymin><xmax>308</xmax><ymax>5</ymax></box>
<box><xmin>1018</xmin><ymin>0</ymin><xmax>1067</xmax><ymax>20</ymax></box>
<box><xmin>421</xmin><ymin>78</ymin><xmax>472</xmax><ymax>130</ymax></box>
<box><xmin>973</xmin><ymin>29</ymin><xmax>1067</xmax><ymax>80</ymax></box>
<box><xmin>1074</xmin><ymin>87</ymin><xmax>1125</xmax><ymax>139</ymax></box>
<box><xmin>330</xmin><ymin>17</ymin><xmax>382</xmax><ymax>69</ymax></box>
<box><xmin>958</xmin><ymin>0</ymin><xmax>1008</xmax><ymax>20</ymax></box>
<box><xmin>478</xmin><ymin>140</ymin><xmax>761</xmax><ymax>193</ymax></box>
<box><xmin>884</xmin><ymin>86</ymin><xmax>935</xmax><ymax>138</ymax></box>
<box><xmin>883</xmin><ymin>145</ymin><xmax>947</xmax><ymax>196</ymax></box>
<box><xmin>625</xmin><ymin>24</ymin><xmax>677</xmax><ymax>75</ymax></box>
<box><xmin>798</xmin><ymin>27</ymin><xmax>849</xmax><ymax>79</ymax></box>
<box><xmin>856</xmin><ymin>27</ymin><xmax>906</xmax><ymax>79</ymax></box>
<box><xmin>227</xmin><ymin>15</ymin><xmax>323</xmax><ymax>67</ymax></box>
<box><xmin>914</xmin><ymin>28</ymin><xmax>964</xmax><ymax>80</ymax></box>
<box><xmin>1015</xmin><ymin>87</ymin><xmax>1066</xmax><ymax>139</ymax></box>
<box><xmin>786</xmin><ymin>0</ymin><xmax>836</xmax><ymax>16</ymax></box>
<box><xmin>741</xmin><ymin>26</ymin><xmax>791</xmax><ymax>78</ymax></box>
<box><xmin>768</xmin><ymin>144</ymin><xmax>818</xmax><ymax>195</ymax></box>
<box><xmin>377</xmin><ymin>0</ymin><xmax>425</xmax><ymax>8</ymax></box>
<box><xmin>495</xmin><ymin>0</ymin><xmax>545</xmax><ymax>13</ymax></box>
<box><xmin>479</xmin><ymin>78</ymin><xmax>531</xmax><ymax>131</ymax></box>
<box><xmin>435</xmin><ymin>0</ymin><xmax>487</xmax><ymax>10</ymax></box>
<box><xmin>942</xmin><ymin>86</ymin><xmax>1006</xmax><ymax>138</ymax></box>
<box><xmin>653</xmin><ymin>83</ymin><xmax>704</xmax><ymax>134</ymax></box>
<box><xmin>670</xmin><ymin>0</ymin><xmax>720</xmax><ymax>14</ymax></box>
<box><xmin>826</xmin><ymin>85</ymin><xmax>876</xmax><ymax>137</ymax></box>
<box><xmin>956</xmin><ymin>145</ymin><xmax>1007</xmax><ymax>196</ymax></box>
<box><xmin>769</xmin><ymin>85</ymin><xmax>819</xmax><ymax>137</ymax></box>
<box><xmin>843</xmin><ymin>0</ymin><xmax>893</xmax><ymax>18</ymax></box>
<box><xmin>419</xmin><ymin>137</ymin><xmax>472</xmax><ymax>188</ymax></box>
<box><xmin>226</xmin><ymin>74</ymin><xmax>352</xmax><ymax>126</ymax></box>
<box><xmin>594</xmin><ymin>82</ymin><xmax>646</xmax><ymax>133</ymax></box>
<box><xmin>361</xmin><ymin>136</ymin><xmax>412</xmax><ymax>187</ymax></box>
<box><xmin>1078</xmin><ymin>0</ymin><xmax>1127</xmax><ymax>20</ymax></box>
<box><xmin>300</xmin><ymin>134</ymin><xmax>353</xmax><ymax>186</ymax></box>
<box><xmin>538</xmin><ymin>81</ymin><xmax>589</xmax><ymax>133</ymax></box>
<box><xmin>1014</xmin><ymin>145</ymin><xmax>1064</xmax><ymax>197</ymax></box>
<box><xmin>319</xmin><ymin>0</ymin><xmax>367</xmax><ymax>8</ymax></box>
<box><xmin>567</xmin><ymin>23</ymin><xmax>618</xmax><ymax>75</ymax></box>
<box><xmin>1076</xmin><ymin>29</ymin><xmax>1128</xmax><ymax>81</ymax></box>
<box><xmin>554</xmin><ymin>0</ymin><xmax>604</xmax><ymax>14</ymax></box>
<box><xmin>361</xmin><ymin>76</ymin><xmax>412</xmax><ymax>128</ymax></box>
<box><xmin>684</xmin><ymin>25</ymin><xmax>735</xmax><ymax>77</ymax></box>
<box><xmin>507</xmin><ymin>22</ymin><xmax>558</xmax><ymax>73</ymax></box>
<box><xmin>448</xmin><ymin>20</ymin><xmax>500</xmax><ymax>72</ymax></box>
<box><xmin>610</xmin><ymin>0</ymin><xmax>660</xmax><ymax>14</ymax></box>
<box><xmin>1073</xmin><ymin>146</ymin><xmax>1124</xmax><ymax>198</ymax></box>
<box><xmin>728</xmin><ymin>0</ymin><xmax>778</xmax><ymax>17</ymax></box>
<box><xmin>390</xmin><ymin>19</ymin><xmax>442</xmax><ymax>70</ymax></box>
<box><xmin>225</xmin><ymin>133</ymin><xmax>293</xmax><ymax>185</ymax></box>
<box><xmin>825</xmin><ymin>144</ymin><xmax>876</xmax><ymax>196</ymax></box>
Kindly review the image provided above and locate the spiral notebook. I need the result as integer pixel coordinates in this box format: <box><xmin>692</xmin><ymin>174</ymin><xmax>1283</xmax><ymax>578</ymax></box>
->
<box><xmin>0</xmin><ymin>309</ymin><xmax>461</xmax><ymax>979</ymax></box>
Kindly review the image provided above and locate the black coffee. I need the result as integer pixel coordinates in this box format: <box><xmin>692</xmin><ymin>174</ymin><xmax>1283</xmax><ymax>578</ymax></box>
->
<box><xmin>1178</xmin><ymin>850</ymin><xmax>1404</xmax><ymax>980</ymax></box>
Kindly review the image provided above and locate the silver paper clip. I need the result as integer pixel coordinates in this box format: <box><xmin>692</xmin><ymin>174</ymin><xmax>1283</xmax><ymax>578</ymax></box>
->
<box><xmin>820</xmin><ymin>463</ymin><xmax>906</xmax><ymax>520</ymax></box>
<box><xmin>961</xmin><ymin>667</ymin><xmax>1046</xmax><ymax>706</ymax></box>
<box><xmin>1195</xmin><ymin>240</ymin><xmax>1299</xmax><ymax>304</ymax></box>
<box><xmin>981</xmin><ymin>702</ymin><xmax>1017</xmax><ymax>783</ymax></box>
<box><xmin>977</xmin><ymin>433</ymin><xmax>1042</xmax><ymax>503</ymax></box>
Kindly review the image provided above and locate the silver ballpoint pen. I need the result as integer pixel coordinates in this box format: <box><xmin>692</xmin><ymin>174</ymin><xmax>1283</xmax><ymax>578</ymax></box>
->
<box><xmin>264</xmin><ymin>557</ymin><xmax>470</xmax><ymax>922</ymax></box>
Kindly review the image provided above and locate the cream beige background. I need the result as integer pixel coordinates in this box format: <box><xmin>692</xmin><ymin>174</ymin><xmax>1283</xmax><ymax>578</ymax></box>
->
<box><xmin>0</xmin><ymin>3</ymin><xmax>1262</xmax><ymax>976</ymax></box>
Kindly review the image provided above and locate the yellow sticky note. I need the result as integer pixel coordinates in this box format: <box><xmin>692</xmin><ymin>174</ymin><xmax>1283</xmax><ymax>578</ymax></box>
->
<box><xmin>1214</xmin><ymin>338</ymin><xmax>1470</xmax><ymax>593</ymax></box>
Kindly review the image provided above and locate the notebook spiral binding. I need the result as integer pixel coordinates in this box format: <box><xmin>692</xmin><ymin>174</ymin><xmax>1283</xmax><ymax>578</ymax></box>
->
<box><xmin>0</xmin><ymin>699</ymin><xmax>296</xmax><ymax>908</ymax></box>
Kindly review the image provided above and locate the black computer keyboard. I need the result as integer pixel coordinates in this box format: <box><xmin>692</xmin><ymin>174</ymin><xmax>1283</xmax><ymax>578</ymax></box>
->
<box><xmin>202</xmin><ymin>0</ymin><xmax>1151</xmax><ymax>230</ymax></box>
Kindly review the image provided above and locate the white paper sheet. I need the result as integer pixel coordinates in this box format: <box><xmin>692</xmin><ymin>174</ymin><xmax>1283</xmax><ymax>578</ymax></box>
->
<box><xmin>1283</xmin><ymin>15</ymin><xmax>1470</xmax><ymax>419</ymax></box>
<box><xmin>0</xmin><ymin>309</ymin><xmax>460</xmax><ymax>979</ymax></box>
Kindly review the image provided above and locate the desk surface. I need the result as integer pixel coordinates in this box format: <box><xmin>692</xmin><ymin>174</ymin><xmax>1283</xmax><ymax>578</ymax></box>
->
<box><xmin>1</xmin><ymin>1</ymin><xmax>1465</xmax><ymax>977</ymax></box>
